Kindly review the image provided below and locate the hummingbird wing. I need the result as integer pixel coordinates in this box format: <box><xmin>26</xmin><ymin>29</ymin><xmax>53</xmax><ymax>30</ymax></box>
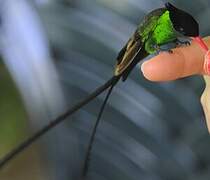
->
<box><xmin>114</xmin><ymin>31</ymin><xmax>143</xmax><ymax>76</ymax></box>
<box><xmin>114</xmin><ymin>8</ymin><xmax>167</xmax><ymax>79</ymax></box>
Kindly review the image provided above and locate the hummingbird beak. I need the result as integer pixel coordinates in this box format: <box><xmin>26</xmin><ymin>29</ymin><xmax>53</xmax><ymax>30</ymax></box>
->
<box><xmin>192</xmin><ymin>36</ymin><xmax>209</xmax><ymax>52</ymax></box>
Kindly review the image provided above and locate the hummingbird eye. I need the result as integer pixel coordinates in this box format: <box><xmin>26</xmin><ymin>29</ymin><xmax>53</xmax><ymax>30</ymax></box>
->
<box><xmin>179</xmin><ymin>27</ymin><xmax>184</xmax><ymax>32</ymax></box>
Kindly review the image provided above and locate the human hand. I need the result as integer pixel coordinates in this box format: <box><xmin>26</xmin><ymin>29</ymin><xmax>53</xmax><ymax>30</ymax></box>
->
<box><xmin>141</xmin><ymin>36</ymin><xmax>210</xmax><ymax>132</ymax></box>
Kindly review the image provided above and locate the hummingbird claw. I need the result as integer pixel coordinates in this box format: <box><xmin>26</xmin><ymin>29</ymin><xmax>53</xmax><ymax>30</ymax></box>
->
<box><xmin>185</xmin><ymin>41</ymin><xmax>191</xmax><ymax>46</ymax></box>
<box><xmin>182</xmin><ymin>41</ymin><xmax>191</xmax><ymax>46</ymax></box>
<box><xmin>153</xmin><ymin>44</ymin><xmax>173</xmax><ymax>54</ymax></box>
<box><xmin>154</xmin><ymin>46</ymin><xmax>173</xmax><ymax>54</ymax></box>
<box><xmin>167</xmin><ymin>49</ymin><xmax>173</xmax><ymax>54</ymax></box>
<box><xmin>175</xmin><ymin>39</ymin><xmax>191</xmax><ymax>47</ymax></box>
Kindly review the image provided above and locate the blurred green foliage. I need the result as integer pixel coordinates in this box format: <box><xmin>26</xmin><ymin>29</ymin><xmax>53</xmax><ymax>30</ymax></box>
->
<box><xmin>0</xmin><ymin>61</ymin><xmax>27</xmax><ymax>157</ymax></box>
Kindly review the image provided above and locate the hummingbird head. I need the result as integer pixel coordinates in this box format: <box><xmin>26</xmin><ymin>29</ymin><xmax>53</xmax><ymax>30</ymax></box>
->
<box><xmin>165</xmin><ymin>2</ymin><xmax>199</xmax><ymax>37</ymax></box>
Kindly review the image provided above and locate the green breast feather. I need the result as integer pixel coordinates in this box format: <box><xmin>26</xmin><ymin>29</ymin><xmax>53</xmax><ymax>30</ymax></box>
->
<box><xmin>138</xmin><ymin>10</ymin><xmax>177</xmax><ymax>54</ymax></box>
<box><xmin>153</xmin><ymin>11</ymin><xmax>176</xmax><ymax>45</ymax></box>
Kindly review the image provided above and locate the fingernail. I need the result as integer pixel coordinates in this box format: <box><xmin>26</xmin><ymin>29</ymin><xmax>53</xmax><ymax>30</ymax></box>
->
<box><xmin>141</xmin><ymin>61</ymin><xmax>148</xmax><ymax>74</ymax></box>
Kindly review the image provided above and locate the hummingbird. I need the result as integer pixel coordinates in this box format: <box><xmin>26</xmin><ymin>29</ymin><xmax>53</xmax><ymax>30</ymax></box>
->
<box><xmin>0</xmin><ymin>2</ymin><xmax>208</xmax><ymax>177</ymax></box>
<box><xmin>115</xmin><ymin>2</ymin><xmax>204</xmax><ymax>81</ymax></box>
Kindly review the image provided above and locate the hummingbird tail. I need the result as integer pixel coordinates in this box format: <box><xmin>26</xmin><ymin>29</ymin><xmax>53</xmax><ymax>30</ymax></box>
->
<box><xmin>0</xmin><ymin>75</ymin><xmax>119</xmax><ymax>170</ymax></box>
<box><xmin>82</xmin><ymin>76</ymin><xmax>120</xmax><ymax>177</ymax></box>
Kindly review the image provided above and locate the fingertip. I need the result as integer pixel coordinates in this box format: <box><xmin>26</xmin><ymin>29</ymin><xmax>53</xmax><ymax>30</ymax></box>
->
<box><xmin>141</xmin><ymin>60</ymin><xmax>158</xmax><ymax>81</ymax></box>
<box><xmin>141</xmin><ymin>52</ymin><xmax>180</xmax><ymax>81</ymax></box>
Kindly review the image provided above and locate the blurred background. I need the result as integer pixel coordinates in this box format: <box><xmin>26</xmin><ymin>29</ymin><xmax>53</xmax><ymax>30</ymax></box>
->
<box><xmin>0</xmin><ymin>0</ymin><xmax>210</xmax><ymax>180</ymax></box>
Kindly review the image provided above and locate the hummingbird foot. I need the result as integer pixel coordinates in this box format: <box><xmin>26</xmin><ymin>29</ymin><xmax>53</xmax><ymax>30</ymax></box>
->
<box><xmin>153</xmin><ymin>44</ymin><xmax>161</xmax><ymax>54</ymax></box>
<box><xmin>153</xmin><ymin>44</ymin><xmax>173</xmax><ymax>54</ymax></box>
<box><xmin>167</xmin><ymin>49</ymin><xmax>173</xmax><ymax>54</ymax></box>
<box><xmin>175</xmin><ymin>39</ymin><xmax>191</xmax><ymax>47</ymax></box>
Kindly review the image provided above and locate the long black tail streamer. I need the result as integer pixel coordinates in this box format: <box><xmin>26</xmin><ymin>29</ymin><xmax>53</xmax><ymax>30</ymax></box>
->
<box><xmin>82</xmin><ymin>76</ymin><xmax>119</xmax><ymax>178</ymax></box>
<box><xmin>0</xmin><ymin>75</ymin><xmax>120</xmax><ymax>170</ymax></box>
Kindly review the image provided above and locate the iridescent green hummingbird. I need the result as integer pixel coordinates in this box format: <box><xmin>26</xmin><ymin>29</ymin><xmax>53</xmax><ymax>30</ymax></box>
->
<box><xmin>115</xmin><ymin>2</ymin><xmax>204</xmax><ymax>81</ymax></box>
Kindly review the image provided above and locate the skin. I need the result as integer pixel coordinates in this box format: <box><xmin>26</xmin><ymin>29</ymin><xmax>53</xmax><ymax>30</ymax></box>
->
<box><xmin>141</xmin><ymin>36</ymin><xmax>210</xmax><ymax>132</ymax></box>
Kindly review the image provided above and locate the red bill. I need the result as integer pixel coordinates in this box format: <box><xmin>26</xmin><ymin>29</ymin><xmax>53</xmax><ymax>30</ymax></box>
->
<box><xmin>193</xmin><ymin>37</ymin><xmax>210</xmax><ymax>74</ymax></box>
<box><xmin>193</xmin><ymin>36</ymin><xmax>209</xmax><ymax>52</ymax></box>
